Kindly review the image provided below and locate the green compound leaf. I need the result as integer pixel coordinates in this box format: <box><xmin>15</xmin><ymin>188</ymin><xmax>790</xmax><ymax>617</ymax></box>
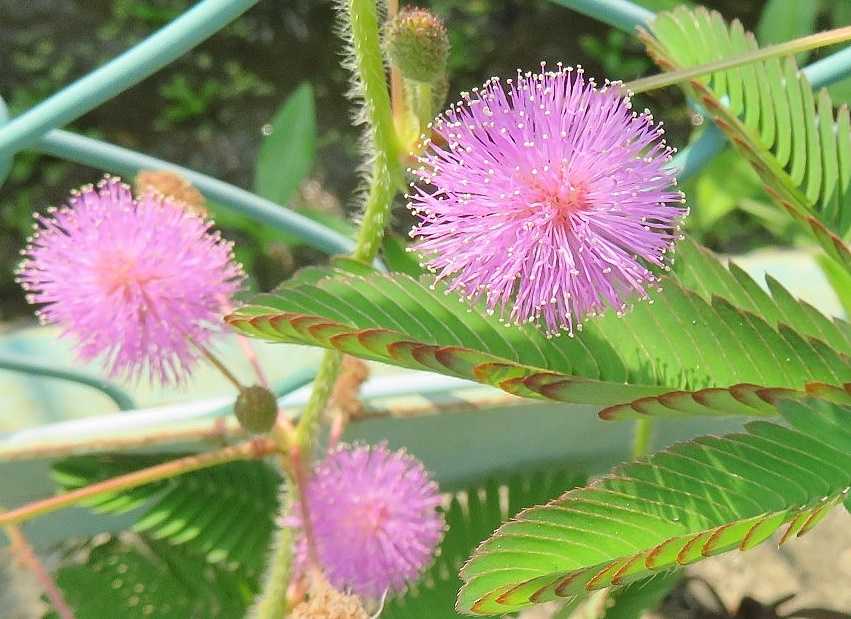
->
<box><xmin>455</xmin><ymin>398</ymin><xmax>851</xmax><ymax>615</ymax></box>
<box><xmin>383</xmin><ymin>469</ymin><xmax>585</xmax><ymax>618</ymax></box>
<box><xmin>228</xmin><ymin>240</ymin><xmax>851</xmax><ymax>417</ymax></box>
<box><xmin>45</xmin><ymin>536</ymin><xmax>252</xmax><ymax>619</ymax></box>
<box><xmin>641</xmin><ymin>6</ymin><xmax>851</xmax><ymax>273</ymax></box>
<box><xmin>599</xmin><ymin>240</ymin><xmax>851</xmax><ymax>420</ymax></box>
<box><xmin>51</xmin><ymin>455</ymin><xmax>279</xmax><ymax>580</ymax></box>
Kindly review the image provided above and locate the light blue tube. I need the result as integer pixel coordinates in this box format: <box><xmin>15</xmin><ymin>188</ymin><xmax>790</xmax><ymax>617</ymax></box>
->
<box><xmin>0</xmin><ymin>0</ymin><xmax>259</xmax><ymax>160</ymax></box>
<box><xmin>0</xmin><ymin>351</ymin><xmax>136</xmax><ymax>411</ymax></box>
<box><xmin>550</xmin><ymin>0</ymin><xmax>652</xmax><ymax>30</ymax></box>
<box><xmin>36</xmin><ymin>130</ymin><xmax>359</xmax><ymax>257</ymax></box>
<box><xmin>803</xmin><ymin>44</ymin><xmax>851</xmax><ymax>89</ymax></box>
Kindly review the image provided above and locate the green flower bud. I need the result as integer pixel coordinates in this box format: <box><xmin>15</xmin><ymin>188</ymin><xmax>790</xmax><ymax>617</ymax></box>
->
<box><xmin>384</xmin><ymin>7</ymin><xmax>449</xmax><ymax>83</ymax></box>
<box><xmin>234</xmin><ymin>385</ymin><xmax>278</xmax><ymax>434</ymax></box>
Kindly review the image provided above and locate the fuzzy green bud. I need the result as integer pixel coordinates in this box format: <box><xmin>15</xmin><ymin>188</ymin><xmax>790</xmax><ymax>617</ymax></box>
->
<box><xmin>384</xmin><ymin>7</ymin><xmax>449</xmax><ymax>83</ymax></box>
<box><xmin>234</xmin><ymin>385</ymin><xmax>278</xmax><ymax>434</ymax></box>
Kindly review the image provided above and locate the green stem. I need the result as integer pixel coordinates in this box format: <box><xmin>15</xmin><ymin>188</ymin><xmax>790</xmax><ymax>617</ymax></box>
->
<box><xmin>0</xmin><ymin>351</ymin><xmax>136</xmax><ymax>411</ymax></box>
<box><xmin>255</xmin><ymin>2</ymin><xmax>400</xmax><ymax>616</ymax></box>
<box><xmin>632</xmin><ymin>419</ymin><xmax>654</xmax><ymax>458</ymax></box>
<box><xmin>293</xmin><ymin>351</ymin><xmax>343</xmax><ymax>454</ymax></box>
<box><xmin>349</xmin><ymin>0</ymin><xmax>403</xmax><ymax>263</ymax></box>
<box><xmin>251</xmin><ymin>477</ymin><xmax>297</xmax><ymax>619</ymax></box>
<box><xmin>624</xmin><ymin>25</ymin><xmax>851</xmax><ymax>95</ymax></box>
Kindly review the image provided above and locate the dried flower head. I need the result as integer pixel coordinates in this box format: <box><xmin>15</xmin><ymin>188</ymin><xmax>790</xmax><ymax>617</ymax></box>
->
<box><xmin>17</xmin><ymin>177</ymin><xmax>243</xmax><ymax>383</ymax></box>
<box><xmin>134</xmin><ymin>169</ymin><xmax>207</xmax><ymax>217</ymax></box>
<box><xmin>408</xmin><ymin>63</ymin><xmax>687</xmax><ymax>335</ymax></box>
<box><xmin>291</xmin><ymin>571</ymin><xmax>369</xmax><ymax>619</ymax></box>
<box><xmin>289</xmin><ymin>443</ymin><xmax>444</xmax><ymax>598</ymax></box>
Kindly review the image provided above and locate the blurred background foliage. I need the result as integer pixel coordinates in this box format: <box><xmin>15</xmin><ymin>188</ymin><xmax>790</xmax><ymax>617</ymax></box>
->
<box><xmin>1</xmin><ymin>0</ymin><xmax>850</xmax><ymax>322</ymax></box>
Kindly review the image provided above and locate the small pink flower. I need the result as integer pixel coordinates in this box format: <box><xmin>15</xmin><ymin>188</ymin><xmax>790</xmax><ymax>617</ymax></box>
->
<box><xmin>18</xmin><ymin>177</ymin><xmax>243</xmax><ymax>384</ymax></box>
<box><xmin>409</xmin><ymin>63</ymin><xmax>687</xmax><ymax>335</ymax></box>
<box><xmin>288</xmin><ymin>443</ymin><xmax>444</xmax><ymax>598</ymax></box>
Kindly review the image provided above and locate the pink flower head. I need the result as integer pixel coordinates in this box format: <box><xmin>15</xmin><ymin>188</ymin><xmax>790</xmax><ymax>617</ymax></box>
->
<box><xmin>17</xmin><ymin>177</ymin><xmax>243</xmax><ymax>384</ymax></box>
<box><xmin>289</xmin><ymin>443</ymin><xmax>444</xmax><ymax>598</ymax></box>
<box><xmin>408</xmin><ymin>63</ymin><xmax>687</xmax><ymax>335</ymax></box>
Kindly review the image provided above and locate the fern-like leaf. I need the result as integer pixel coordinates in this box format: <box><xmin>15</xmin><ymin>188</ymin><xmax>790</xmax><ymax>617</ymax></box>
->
<box><xmin>51</xmin><ymin>455</ymin><xmax>279</xmax><ymax>579</ymax></box>
<box><xmin>456</xmin><ymin>397</ymin><xmax>851</xmax><ymax>615</ymax></box>
<box><xmin>45</xmin><ymin>536</ymin><xmax>251</xmax><ymax>618</ymax></box>
<box><xmin>640</xmin><ymin>6</ymin><xmax>851</xmax><ymax>271</ymax></box>
<box><xmin>228</xmin><ymin>241</ymin><xmax>851</xmax><ymax>417</ymax></box>
<box><xmin>383</xmin><ymin>469</ymin><xmax>585</xmax><ymax>618</ymax></box>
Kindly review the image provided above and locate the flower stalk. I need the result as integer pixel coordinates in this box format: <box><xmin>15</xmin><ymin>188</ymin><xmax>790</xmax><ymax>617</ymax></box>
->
<box><xmin>197</xmin><ymin>343</ymin><xmax>245</xmax><ymax>391</ymax></box>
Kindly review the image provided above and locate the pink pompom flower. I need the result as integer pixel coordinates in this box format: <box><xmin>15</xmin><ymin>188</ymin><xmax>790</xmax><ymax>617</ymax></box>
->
<box><xmin>17</xmin><ymin>177</ymin><xmax>243</xmax><ymax>384</ymax></box>
<box><xmin>408</xmin><ymin>63</ymin><xmax>687</xmax><ymax>336</ymax></box>
<box><xmin>288</xmin><ymin>443</ymin><xmax>444</xmax><ymax>598</ymax></box>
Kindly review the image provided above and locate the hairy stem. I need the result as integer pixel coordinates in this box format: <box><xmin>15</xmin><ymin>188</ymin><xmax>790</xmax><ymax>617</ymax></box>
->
<box><xmin>250</xmin><ymin>476</ymin><xmax>298</xmax><ymax>619</ymax></box>
<box><xmin>349</xmin><ymin>0</ymin><xmax>402</xmax><ymax>262</ymax></box>
<box><xmin>254</xmin><ymin>1</ymin><xmax>400</xmax><ymax>615</ymax></box>
<box><xmin>0</xmin><ymin>438</ymin><xmax>275</xmax><ymax>527</ymax></box>
<box><xmin>4</xmin><ymin>523</ymin><xmax>75</xmax><ymax>619</ymax></box>
<box><xmin>293</xmin><ymin>352</ymin><xmax>343</xmax><ymax>456</ymax></box>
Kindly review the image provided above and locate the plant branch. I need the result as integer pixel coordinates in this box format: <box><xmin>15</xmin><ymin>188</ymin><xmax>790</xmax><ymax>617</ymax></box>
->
<box><xmin>624</xmin><ymin>25</ymin><xmax>851</xmax><ymax>95</ymax></box>
<box><xmin>0</xmin><ymin>438</ymin><xmax>275</xmax><ymax>527</ymax></box>
<box><xmin>4</xmin><ymin>523</ymin><xmax>75</xmax><ymax>619</ymax></box>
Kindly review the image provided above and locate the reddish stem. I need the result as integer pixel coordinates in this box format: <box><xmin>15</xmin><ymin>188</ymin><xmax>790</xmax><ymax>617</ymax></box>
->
<box><xmin>5</xmin><ymin>523</ymin><xmax>75</xmax><ymax>619</ymax></box>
